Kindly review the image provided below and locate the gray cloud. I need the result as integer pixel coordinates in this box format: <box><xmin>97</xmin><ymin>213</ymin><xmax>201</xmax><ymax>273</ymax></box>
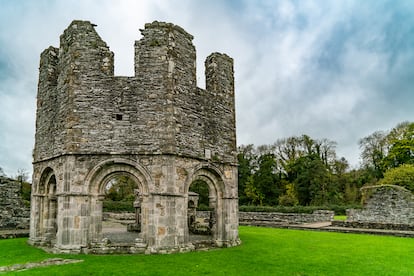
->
<box><xmin>1</xmin><ymin>0</ymin><xmax>414</xmax><ymax>176</ymax></box>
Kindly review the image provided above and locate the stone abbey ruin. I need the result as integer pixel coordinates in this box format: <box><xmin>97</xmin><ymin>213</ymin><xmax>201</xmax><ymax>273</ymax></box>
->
<box><xmin>30</xmin><ymin>20</ymin><xmax>239</xmax><ymax>254</ymax></box>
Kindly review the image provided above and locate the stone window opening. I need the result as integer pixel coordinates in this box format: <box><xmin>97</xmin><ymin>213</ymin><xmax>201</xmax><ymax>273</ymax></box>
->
<box><xmin>115</xmin><ymin>114</ymin><xmax>123</xmax><ymax>121</ymax></box>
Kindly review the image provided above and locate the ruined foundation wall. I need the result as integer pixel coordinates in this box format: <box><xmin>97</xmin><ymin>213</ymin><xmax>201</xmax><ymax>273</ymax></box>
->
<box><xmin>347</xmin><ymin>185</ymin><xmax>414</xmax><ymax>225</ymax></box>
<box><xmin>0</xmin><ymin>177</ymin><xmax>30</xmax><ymax>229</ymax></box>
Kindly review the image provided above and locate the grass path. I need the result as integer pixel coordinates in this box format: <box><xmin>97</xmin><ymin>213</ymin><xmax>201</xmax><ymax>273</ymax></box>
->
<box><xmin>1</xmin><ymin>227</ymin><xmax>414</xmax><ymax>275</ymax></box>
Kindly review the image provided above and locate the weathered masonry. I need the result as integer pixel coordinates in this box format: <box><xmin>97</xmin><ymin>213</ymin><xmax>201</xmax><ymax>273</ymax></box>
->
<box><xmin>0</xmin><ymin>177</ymin><xmax>30</xmax><ymax>230</ymax></box>
<box><xmin>30</xmin><ymin>20</ymin><xmax>239</xmax><ymax>253</ymax></box>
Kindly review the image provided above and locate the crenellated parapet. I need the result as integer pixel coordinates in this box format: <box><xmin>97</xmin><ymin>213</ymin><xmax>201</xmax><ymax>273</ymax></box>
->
<box><xmin>34</xmin><ymin>20</ymin><xmax>236</xmax><ymax>164</ymax></box>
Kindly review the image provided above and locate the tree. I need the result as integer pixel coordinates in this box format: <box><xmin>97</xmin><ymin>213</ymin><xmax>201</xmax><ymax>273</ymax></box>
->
<box><xmin>379</xmin><ymin>164</ymin><xmax>414</xmax><ymax>192</ymax></box>
<box><xmin>244</xmin><ymin>175</ymin><xmax>264</xmax><ymax>205</ymax></box>
<box><xmin>237</xmin><ymin>145</ymin><xmax>255</xmax><ymax>205</ymax></box>
<box><xmin>278</xmin><ymin>182</ymin><xmax>299</xmax><ymax>206</ymax></box>
<box><xmin>253</xmin><ymin>153</ymin><xmax>282</xmax><ymax>205</ymax></box>
<box><xmin>189</xmin><ymin>179</ymin><xmax>210</xmax><ymax>208</ymax></box>
<box><xmin>359</xmin><ymin>131</ymin><xmax>387</xmax><ymax>178</ymax></box>
<box><xmin>383</xmin><ymin>122</ymin><xmax>414</xmax><ymax>169</ymax></box>
<box><xmin>287</xmin><ymin>154</ymin><xmax>331</xmax><ymax>205</ymax></box>
<box><xmin>105</xmin><ymin>175</ymin><xmax>136</xmax><ymax>201</ymax></box>
<box><xmin>0</xmin><ymin>166</ymin><xmax>5</xmax><ymax>177</ymax></box>
<box><xmin>16</xmin><ymin>168</ymin><xmax>28</xmax><ymax>183</ymax></box>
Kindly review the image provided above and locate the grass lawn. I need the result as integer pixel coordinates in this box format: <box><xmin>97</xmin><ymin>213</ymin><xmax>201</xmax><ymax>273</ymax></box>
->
<box><xmin>1</xmin><ymin>226</ymin><xmax>414</xmax><ymax>275</ymax></box>
<box><xmin>333</xmin><ymin>215</ymin><xmax>347</xmax><ymax>221</ymax></box>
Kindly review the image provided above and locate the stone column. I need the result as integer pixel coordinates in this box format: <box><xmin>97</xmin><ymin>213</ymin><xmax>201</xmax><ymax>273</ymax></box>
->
<box><xmin>55</xmin><ymin>195</ymin><xmax>90</xmax><ymax>252</ymax></box>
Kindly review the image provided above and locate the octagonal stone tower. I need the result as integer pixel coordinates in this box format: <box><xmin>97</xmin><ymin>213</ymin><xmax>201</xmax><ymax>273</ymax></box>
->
<box><xmin>30</xmin><ymin>20</ymin><xmax>239</xmax><ymax>253</ymax></box>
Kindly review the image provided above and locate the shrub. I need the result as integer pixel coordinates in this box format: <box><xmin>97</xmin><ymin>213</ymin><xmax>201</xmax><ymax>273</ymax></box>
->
<box><xmin>379</xmin><ymin>164</ymin><xmax>414</xmax><ymax>192</ymax></box>
<box><xmin>103</xmin><ymin>200</ymin><xmax>134</xmax><ymax>212</ymax></box>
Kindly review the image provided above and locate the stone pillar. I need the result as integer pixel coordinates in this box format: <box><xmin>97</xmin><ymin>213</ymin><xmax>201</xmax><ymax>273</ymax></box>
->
<box><xmin>222</xmin><ymin>197</ymin><xmax>240</xmax><ymax>246</ymax></box>
<box><xmin>55</xmin><ymin>195</ymin><xmax>90</xmax><ymax>252</ymax></box>
<box><xmin>29</xmin><ymin>195</ymin><xmax>45</xmax><ymax>245</ymax></box>
<box><xmin>88</xmin><ymin>195</ymin><xmax>104</xmax><ymax>243</ymax></box>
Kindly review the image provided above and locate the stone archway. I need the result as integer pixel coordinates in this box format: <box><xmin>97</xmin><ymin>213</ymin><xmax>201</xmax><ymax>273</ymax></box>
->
<box><xmin>185</xmin><ymin>164</ymin><xmax>226</xmax><ymax>246</ymax></box>
<box><xmin>85</xmin><ymin>159</ymin><xmax>151</xmax><ymax>244</ymax></box>
<box><xmin>29</xmin><ymin>167</ymin><xmax>58</xmax><ymax>247</ymax></box>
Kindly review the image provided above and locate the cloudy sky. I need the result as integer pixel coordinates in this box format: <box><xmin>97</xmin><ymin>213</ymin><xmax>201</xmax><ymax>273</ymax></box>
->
<box><xmin>1</xmin><ymin>0</ymin><xmax>414</xmax><ymax>177</ymax></box>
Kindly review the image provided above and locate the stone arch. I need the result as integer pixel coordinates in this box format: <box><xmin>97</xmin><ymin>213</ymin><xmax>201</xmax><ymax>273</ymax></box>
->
<box><xmin>84</xmin><ymin>158</ymin><xmax>152</xmax><ymax>243</ymax></box>
<box><xmin>86</xmin><ymin>158</ymin><xmax>151</xmax><ymax>196</ymax></box>
<box><xmin>185</xmin><ymin>163</ymin><xmax>226</xmax><ymax>243</ymax></box>
<box><xmin>30</xmin><ymin>166</ymin><xmax>58</xmax><ymax>246</ymax></box>
<box><xmin>37</xmin><ymin>167</ymin><xmax>56</xmax><ymax>194</ymax></box>
<box><xmin>185</xmin><ymin>163</ymin><xmax>225</xmax><ymax>197</ymax></box>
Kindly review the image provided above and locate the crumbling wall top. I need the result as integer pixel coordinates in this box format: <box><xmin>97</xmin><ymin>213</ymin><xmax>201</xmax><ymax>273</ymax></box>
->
<box><xmin>141</xmin><ymin>21</ymin><xmax>194</xmax><ymax>41</ymax></box>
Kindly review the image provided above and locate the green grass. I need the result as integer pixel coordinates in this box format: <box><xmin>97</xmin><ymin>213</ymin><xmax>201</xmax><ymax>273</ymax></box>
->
<box><xmin>334</xmin><ymin>215</ymin><xmax>347</xmax><ymax>221</ymax></box>
<box><xmin>1</xmin><ymin>227</ymin><xmax>414</xmax><ymax>275</ymax></box>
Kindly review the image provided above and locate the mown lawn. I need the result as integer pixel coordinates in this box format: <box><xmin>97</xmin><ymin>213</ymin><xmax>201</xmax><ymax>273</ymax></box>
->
<box><xmin>1</xmin><ymin>226</ymin><xmax>414</xmax><ymax>275</ymax></box>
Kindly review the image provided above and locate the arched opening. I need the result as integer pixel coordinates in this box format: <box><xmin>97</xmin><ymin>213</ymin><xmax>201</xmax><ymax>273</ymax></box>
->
<box><xmin>86</xmin><ymin>159</ymin><xmax>151</xmax><ymax>246</ymax></box>
<box><xmin>100</xmin><ymin>173</ymin><xmax>143</xmax><ymax>242</ymax></box>
<box><xmin>188</xmin><ymin>179</ymin><xmax>214</xmax><ymax>237</ymax></box>
<box><xmin>186</xmin><ymin>166</ymin><xmax>225</xmax><ymax>247</ymax></box>
<box><xmin>33</xmin><ymin>167</ymin><xmax>58</xmax><ymax>246</ymax></box>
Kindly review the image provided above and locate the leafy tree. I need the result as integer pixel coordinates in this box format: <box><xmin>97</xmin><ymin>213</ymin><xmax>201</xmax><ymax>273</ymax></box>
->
<box><xmin>287</xmin><ymin>154</ymin><xmax>331</xmax><ymax>205</ymax></box>
<box><xmin>237</xmin><ymin>145</ymin><xmax>255</xmax><ymax>205</ymax></box>
<box><xmin>359</xmin><ymin>122</ymin><xmax>414</xmax><ymax>179</ymax></box>
<box><xmin>105</xmin><ymin>175</ymin><xmax>136</xmax><ymax>201</ymax></box>
<box><xmin>379</xmin><ymin>164</ymin><xmax>414</xmax><ymax>192</ymax></box>
<box><xmin>14</xmin><ymin>169</ymin><xmax>31</xmax><ymax>201</ymax></box>
<box><xmin>383</xmin><ymin>123</ymin><xmax>414</xmax><ymax>169</ymax></box>
<box><xmin>245</xmin><ymin>175</ymin><xmax>264</xmax><ymax>205</ymax></box>
<box><xmin>359</xmin><ymin>131</ymin><xmax>387</xmax><ymax>178</ymax></box>
<box><xmin>189</xmin><ymin>179</ymin><xmax>210</xmax><ymax>208</ymax></box>
<box><xmin>253</xmin><ymin>153</ymin><xmax>282</xmax><ymax>205</ymax></box>
<box><xmin>278</xmin><ymin>182</ymin><xmax>299</xmax><ymax>206</ymax></box>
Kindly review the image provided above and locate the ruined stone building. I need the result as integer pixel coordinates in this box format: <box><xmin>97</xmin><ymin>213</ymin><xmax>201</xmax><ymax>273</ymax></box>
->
<box><xmin>0</xmin><ymin>177</ymin><xmax>30</xmax><ymax>230</ymax></box>
<box><xmin>30</xmin><ymin>20</ymin><xmax>239</xmax><ymax>253</ymax></box>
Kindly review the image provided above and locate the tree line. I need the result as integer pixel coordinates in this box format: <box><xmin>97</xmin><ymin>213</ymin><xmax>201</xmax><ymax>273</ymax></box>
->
<box><xmin>238</xmin><ymin>121</ymin><xmax>414</xmax><ymax>207</ymax></box>
<box><xmin>2</xmin><ymin>121</ymin><xmax>414</xmax><ymax>210</ymax></box>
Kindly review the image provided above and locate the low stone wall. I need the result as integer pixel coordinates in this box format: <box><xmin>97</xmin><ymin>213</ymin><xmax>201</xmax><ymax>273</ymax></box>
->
<box><xmin>103</xmin><ymin>212</ymin><xmax>135</xmax><ymax>221</ymax></box>
<box><xmin>239</xmin><ymin>210</ymin><xmax>334</xmax><ymax>226</ymax></box>
<box><xmin>332</xmin><ymin>220</ymin><xmax>414</xmax><ymax>231</ymax></box>
<box><xmin>347</xmin><ymin>185</ymin><xmax>414</xmax><ymax>225</ymax></box>
<box><xmin>0</xmin><ymin>177</ymin><xmax>30</xmax><ymax>229</ymax></box>
<box><xmin>105</xmin><ymin>210</ymin><xmax>334</xmax><ymax>226</ymax></box>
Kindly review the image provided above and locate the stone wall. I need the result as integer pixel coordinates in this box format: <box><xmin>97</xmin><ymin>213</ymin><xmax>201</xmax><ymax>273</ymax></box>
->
<box><xmin>33</xmin><ymin>21</ymin><xmax>236</xmax><ymax>164</ymax></box>
<box><xmin>346</xmin><ymin>185</ymin><xmax>414</xmax><ymax>225</ymax></box>
<box><xmin>0</xmin><ymin>177</ymin><xmax>30</xmax><ymax>229</ymax></box>
<box><xmin>104</xmin><ymin>210</ymin><xmax>334</xmax><ymax>226</ymax></box>
<box><xmin>239</xmin><ymin>210</ymin><xmax>334</xmax><ymax>226</ymax></box>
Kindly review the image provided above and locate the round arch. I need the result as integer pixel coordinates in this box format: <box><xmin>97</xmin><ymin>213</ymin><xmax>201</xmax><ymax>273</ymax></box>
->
<box><xmin>86</xmin><ymin>158</ymin><xmax>152</xmax><ymax>196</ymax></box>
<box><xmin>185</xmin><ymin>163</ymin><xmax>226</xmax><ymax>242</ymax></box>
<box><xmin>31</xmin><ymin>166</ymin><xmax>58</xmax><ymax>246</ymax></box>
<box><xmin>84</xmin><ymin>158</ymin><xmax>152</xmax><ymax>243</ymax></box>
<box><xmin>37</xmin><ymin>166</ymin><xmax>57</xmax><ymax>194</ymax></box>
<box><xmin>185</xmin><ymin>163</ymin><xmax>225</xmax><ymax>197</ymax></box>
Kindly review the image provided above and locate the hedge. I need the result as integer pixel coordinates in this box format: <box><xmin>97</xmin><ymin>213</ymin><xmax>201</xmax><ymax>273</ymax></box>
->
<box><xmin>103</xmin><ymin>200</ymin><xmax>360</xmax><ymax>215</ymax></box>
